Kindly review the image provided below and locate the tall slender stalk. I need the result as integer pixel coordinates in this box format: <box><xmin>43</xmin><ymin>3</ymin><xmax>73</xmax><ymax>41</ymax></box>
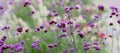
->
<box><xmin>115</xmin><ymin>22</ymin><xmax>119</xmax><ymax>53</ymax></box>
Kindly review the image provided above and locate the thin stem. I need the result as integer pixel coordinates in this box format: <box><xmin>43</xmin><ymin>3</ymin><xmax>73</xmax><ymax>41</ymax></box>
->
<box><xmin>68</xmin><ymin>13</ymin><xmax>76</xmax><ymax>49</ymax></box>
<box><xmin>111</xmin><ymin>27</ymin><xmax>114</xmax><ymax>53</ymax></box>
<box><xmin>115</xmin><ymin>22</ymin><xmax>119</xmax><ymax>53</ymax></box>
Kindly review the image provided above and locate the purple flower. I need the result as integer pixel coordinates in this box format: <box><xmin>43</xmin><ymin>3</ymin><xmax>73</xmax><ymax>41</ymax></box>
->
<box><xmin>87</xmin><ymin>22</ymin><xmax>94</xmax><ymax>27</ymax></box>
<box><xmin>17</xmin><ymin>27</ymin><xmax>23</xmax><ymax>33</ymax></box>
<box><xmin>54</xmin><ymin>13</ymin><xmax>59</xmax><ymax>16</ymax></box>
<box><xmin>84</xmin><ymin>42</ymin><xmax>90</xmax><ymax>47</ymax></box>
<box><xmin>70</xmin><ymin>48</ymin><xmax>75</xmax><ymax>52</ymax></box>
<box><xmin>75</xmin><ymin>24</ymin><xmax>80</xmax><ymax>29</ymax></box>
<box><xmin>48</xmin><ymin>44</ymin><xmax>54</xmax><ymax>48</ymax></box>
<box><xmin>84</xmin><ymin>47</ymin><xmax>90</xmax><ymax>51</ymax></box>
<box><xmin>93</xmin><ymin>41</ymin><xmax>99</xmax><ymax>45</ymax></box>
<box><xmin>67</xmin><ymin>21</ymin><xmax>73</xmax><ymax>24</ymax></box>
<box><xmin>15</xmin><ymin>46</ymin><xmax>24</xmax><ymax>52</ymax></box>
<box><xmin>64</xmin><ymin>7</ymin><xmax>70</xmax><ymax>13</ymax></box>
<box><xmin>82</xmin><ymin>15</ymin><xmax>86</xmax><ymax>18</ymax></box>
<box><xmin>109</xmin><ymin>22</ymin><xmax>113</xmax><ymax>26</ymax></box>
<box><xmin>14</xmin><ymin>43</ymin><xmax>20</xmax><ymax>48</ymax></box>
<box><xmin>1</xmin><ymin>44</ymin><xmax>10</xmax><ymax>50</ymax></box>
<box><xmin>57</xmin><ymin>23</ymin><xmax>66</xmax><ymax>28</ymax></box>
<box><xmin>0</xmin><ymin>5</ymin><xmax>3</xmax><ymax>10</ymax></box>
<box><xmin>1</xmin><ymin>36</ymin><xmax>7</xmax><ymax>41</ymax></box>
<box><xmin>117</xmin><ymin>20</ymin><xmax>120</xmax><ymax>24</ymax></box>
<box><xmin>24</xmin><ymin>1</ymin><xmax>31</xmax><ymax>7</ymax></box>
<box><xmin>25</xmin><ymin>29</ymin><xmax>30</xmax><ymax>33</ymax></box>
<box><xmin>9</xmin><ymin>44</ymin><xmax>14</xmax><ymax>50</ymax></box>
<box><xmin>68</xmin><ymin>42</ymin><xmax>72</xmax><ymax>46</ymax></box>
<box><xmin>93</xmin><ymin>45</ymin><xmax>101</xmax><ymax>51</ymax></box>
<box><xmin>39</xmin><ymin>26</ymin><xmax>44</xmax><ymax>29</ymax></box>
<box><xmin>20</xmin><ymin>40</ymin><xmax>25</xmax><ymax>44</ymax></box>
<box><xmin>58</xmin><ymin>34</ymin><xmax>68</xmax><ymax>38</ymax></box>
<box><xmin>49</xmin><ymin>20</ymin><xmax>57</xmax><ymax>25</ymax></box>
<box><xmin>75</xmin><ymin>6</ymin><xmax>79</xmax><ymax>9</ymax></box>
<box><xmin>62</xmin><ymin>28</ymin><xmax>67</xmax><ymax>32</ymax></box>
<box><xmin>98</xmin><ymin>5</ymin><xmax>104</xmax><ymax>11</ymax></box>
<box><xmin>1</xmin><ymin>26</ymin><xmax>10</xmax><ymax>30</ymax></box>
<box><xmin>53</xmin><ymin>43</ymin><xmax>58</xmax><ymax>47</ymax></box>
<box><xmin>9</xmin><ymin>50</ymin><xmax>14</xmax><ymax>53</ymax></box>
<box><xmin>30</xmin><ymin>11</ymin><xmax>35</xmax><ymax>15</ymax></box>
<box><xmin>111</xmin><ymin>12</ymin><xmax>116</xmax><ymax>15</ymax></box>
<box><xmin>44</xmin><ymin>29</ymin><xmax>48</xmax><ymax>33</ymax></box>
<box><xmin>35</xmin><ymin>28</ymin><xmax>40</xmax><ymax>32</ymax></box>
<box><xmin>64</xmin><ymin>49</ymin><xmax>68</xmax><ymax>53</ymax></box>
<box><xmin>69</xmin><ymin>6</ymin><xmax>74</xmax><ymax>10</ymax></box>
<box><xmin>0</xmin><ymin>40</ymin><xmax>4</xmax><ymax>47</ymax></box>
<box><xmin>31</xmin><ymin>43</ymin><xmax>37</xmax><ymax>48</ymax></box>
<box><xmin>78</xmin><ymin>32</ymin><xmax>84</xmax><ymax>38</ymax></box>
<box><xmin>83</xmin><ymin>42</ymin><xmax>90</xmax><ymax>51</ymax></box>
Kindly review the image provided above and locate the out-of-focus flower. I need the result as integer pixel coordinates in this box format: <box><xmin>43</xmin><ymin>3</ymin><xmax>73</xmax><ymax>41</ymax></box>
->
<box><xmin>16</xmin><ymin>27</ymin><xmax>23</xmax><ymax>33</ymax></box>
<box><xmin>98</xmin><ymin>5</ymin><xmax>104</xmax><ymax>11</ymax></box>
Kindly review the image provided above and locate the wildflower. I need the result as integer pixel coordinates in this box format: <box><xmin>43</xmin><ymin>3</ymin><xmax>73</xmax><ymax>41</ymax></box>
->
<box><xmin>25</xmin><ymin>29</ymin><xmax>29</xmax><ymax>33</ymax></box>
<box><xmin>116</xmin><ymin>14</ymin><xmax>119</xmax><ymax>17</ymax></box>
<box><xmin>68</xmin><ymin>42</ymin><xmax>72</xmax><ymax>46</ymax></box>
<box><xmin>78</xmin><ymin>32</ymin><xmax>84</xmax><ymax>38</ymax></box>
<box><xmin>82</xmin><ymin>15</ymin><xmax>86</xmax><ymax>18</ymax></box>
<box><xmin>98</xmin><ymin>5</ymin><xmax>104</xmax><ymax>11</ymax></box>
<box><xmin>70</xmin><ymin>48</ymin><xmax>75</xmax><ymax>52</ymax></box>
<box><xmin>15</xmin><ymin>46</ymin><xmax>24</xmax><ymax>52</ymax></box>
<box><xmin>84</xmin><ymin>42</ymin><xmax>90</xmax><ymax>47</ymax></box>
<box><xmin>83</xmin><ymin>42</ymin><xmax>90</xmax><ymax>51</ymax></box>
<box><xmin>49</xmin><ymin>20</ymin><xmax>57</xmax><ymax>25</ymax></box>
<box><xmin>64</xmin><ymin>7</ymin><xmax>70</xmax><ymax>13</ymax></box>
<box><xmin>0</xmin><ymin>40</ymin><xmax>4</xmax><ymax>47</ymax></box>
<box><xmin>67</xmin><ymin>21</ymin><xmax>73</xmax><ymax>25</ymax></box>
<box><xmin>84</xmin><ymin>47</ymin><xmax>90</xmax><ymax>51</ymax></box>
<box><xmin>48</xmin><ymin>44</ymin><xmax>54</xmax><ymax>48</ymax></box>
<box><xmin>64</xmin><ymin>49</ymin><xmax>68</xmax><ymax>53</ymax></box>
<box><xmin>57</xmin><ymin>23</ymin><xmax>66</xmax><ymax>28</ymax></box>
<box><xmin>39</xmin><ymin>26</ymin><xmax>44</xmax><ymax>29</ymax></box>
<box><xmin>0</xmin><ymin>5</ymin><xmax>3</xmax><ymax>10</ymax></box>
<box><xmin>1</xmin><ymin>36</ymin><xmax>7</xmax><ymax>41</ymax></box>
<box><xmin>16</xmin><ymin>27</ymin><xmax>23</xmax><ymax>33</ymax></box>
<box><xmin>53</xmin><ymin>43</ymin><xmax>58</xmax><ymax>47</ymax></box>
<box><xmin>109</xmin><ymin>15</ymin><xmax>112</xmax><ymax>18</ymax></box>
<box><xmin>31</xmin><ymin>44</ymin><xmax>40</xmax><ymax>50</ymax></box>
<box><xmin>93</xmin><ymin>45</ymin><xmax>101</xmax><ymax>51</ymax></box>
<box><xmin>58</xmin><ymin>34</ymin><xmax>68</xmax><ymax>38</ymax></box>
<box><xmin>117</xmin><ymin>20</ymin><xmax>120</xmax><ymax>24</ymax></box>
<box><xmin>69</xmin><ymin>6</ymin><xmax>74</xmax><ymax>10</ymax></box>
<box><xmin>93</xmin><ymin>41</ymin><xmax>99</xmax><ymax>45</ymax></box>
<box><xmin>24</xmin><ymin>0</ymin><xmax>31</xmax><ymax>7</ymax></box>
<box><xmin>20</xmin><ymin>40</ymin><xmax>25</xmax><ymax>44</ymax></box>
<box><xmin>35</xmin><ymin>28</ymin><xmax>40</xmax><ymax>32</ymax></box>
<box><xmin>75</xmin><ymin>6</ymin><xmax>79</xmax><ymax>9</ymax></box>
<box><xmin>1</xmin><ymin>26</ymin><xmax>10</xmax><ymax>30</ymax></box>
<box><xmin>9</xmin><ymin>50</ymin><xmax>14</xmax><ymax>53</ymax></box>
<box><xmin>62</xmin><ymin>28</ymin><xmax>67</xmax><ymax>32</ymax></box>
<box><xmin>48</xmin><ymin>13</ymin><xmax>52</xmax><ymax>17</ymax></box>
<box><xmin>30</xmin><ymin>11</ymin><xmax>35</xmax><ymax>15</ymax></box>
<box><xmin>31</xmin><ymin>41</ymin><xmax>40</xmax><ymax>50</ymax></box>
<box><xmin>44</xmin><ymin>29</ymin><xmax>48</xmax><ymax>33</ymax></box>
<box><xmin>54</xmin><ymin>13</ymin><xmax>59</xmax><ymax>16</ymax></box>
<box><xmin>109</xmin><ymin>22</ymin><xmax>113</xmax><ymax>26</ymax></box>
<box><xmin>74</xmin><ymin>24</ymin><xmax>80</xmax><ymax>29</ymax></box>
<box><xmin>1</xmin><ymin>44</ymin><xmax>10</xmax><ymax>51</ymax></box>
<box><xmin>87</xmin><ymin>22</ymin><xmax>94</xmax><ymax>27</ymax></box>
<box><xmin>111</xmin><ymin>12</ymin><xmax>116</xmax><ymax>15</ymax></box>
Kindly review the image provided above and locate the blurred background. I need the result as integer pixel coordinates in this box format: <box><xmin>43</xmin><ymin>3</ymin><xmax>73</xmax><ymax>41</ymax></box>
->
<box><xmin>0</xmin><ymin>0</ymin><xmax>120</xmax><ymax>53</ymax></box>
